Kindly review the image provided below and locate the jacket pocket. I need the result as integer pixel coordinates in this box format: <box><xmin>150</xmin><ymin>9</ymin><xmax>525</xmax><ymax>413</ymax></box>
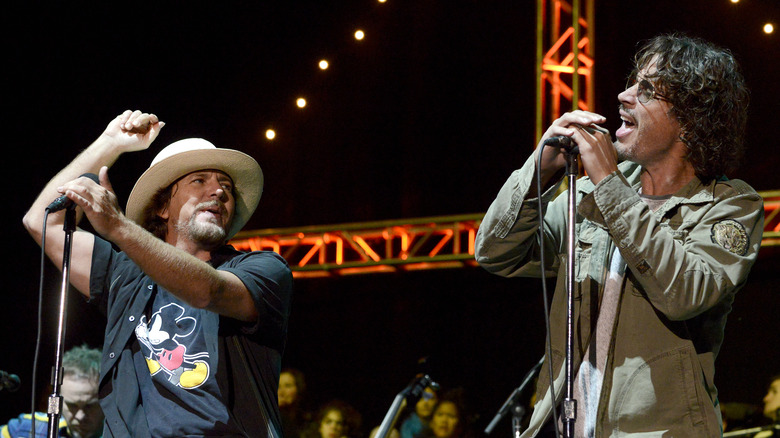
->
<box><xmin>609</xmin><ymin>346</ymin><xmax>713</xmax><ymax>436</ymax></box>
<box><xmin>575</xmin><ymin>222</ymin><xmax>597</xmax><ymax>282</ymax></box>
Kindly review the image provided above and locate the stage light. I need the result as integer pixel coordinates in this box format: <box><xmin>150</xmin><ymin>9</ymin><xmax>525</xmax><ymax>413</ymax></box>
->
<box><xmin>296</xmin><ymin>97</ymin><xmax>307</xmax><ymax>108</ymax></box>
<box><xmin>354</xmin><ymin>30</ymin><xmax>365</xmax><ymax>41</ymax></box>
<box><xmin>319</xmin><ymin>59</ymin><xmax>329</xmax><ymax>70</ymax></box>
<box><xmin>729</xmin><ymin>0</ymin><xmax>739</xmax><ymax>3</ymax></box>
<box><xmin>764</xmin><ymin>23</ymin><xmax>775</xmax><ymax>34</ymax></box>
<box><xmin>265</xmin><ymin>129</ymin><xmax>276</xmax><ymax>140</ymax></box>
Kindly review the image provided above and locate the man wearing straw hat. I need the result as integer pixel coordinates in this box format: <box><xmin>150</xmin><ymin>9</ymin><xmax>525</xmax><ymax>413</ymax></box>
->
<box><xmin>23</xmin><ymin>109</ymin><xmax>293</xmax><ymax>437</ymax></box>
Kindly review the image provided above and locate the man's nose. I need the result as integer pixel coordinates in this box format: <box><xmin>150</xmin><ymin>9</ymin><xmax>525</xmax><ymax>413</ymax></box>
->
<box><xmin>207</xmin><ymin>181</ymin><xmax>228</xmax><ymax>201</ymax></box>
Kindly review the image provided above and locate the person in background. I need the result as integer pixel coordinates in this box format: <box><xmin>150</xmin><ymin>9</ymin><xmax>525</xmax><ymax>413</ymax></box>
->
<box><xmin>425</xmin><ymin>388</ymin><xmax>472</xmax><ymax>438</ymax></box>
<box><xmin>763</xmin><ymin>375</ymin><xmax>780</xmax><ymax>424</ymax></box>
<box><xmin>1</xmin><ymin>345</ymin><xmax>104</xmax><ymax>438</ymax></box>
<box><xmin>279</xmin><ymin>368</ymin><xmax>311</xmax><ymax>438</ymax></box>
<box><xmin>400</xmin><ymin>386</ymin><xmax>438</xmax><ymax>438</ymax></box>
<box><xmin>302</xmin><ymin>400</ymin><xmax>363</xmax><ymax>438</ymax></box>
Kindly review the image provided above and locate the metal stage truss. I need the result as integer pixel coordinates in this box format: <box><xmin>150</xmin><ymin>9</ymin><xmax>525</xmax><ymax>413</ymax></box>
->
<box><xmin>229</xmin><ymin>191</ymin><xmax>780</xmax><ymax>278</ymax></box>
<box><xmin>230</xmin><ymin>1</ymin><xmax>779</xmax><ymax>277</ymax></box>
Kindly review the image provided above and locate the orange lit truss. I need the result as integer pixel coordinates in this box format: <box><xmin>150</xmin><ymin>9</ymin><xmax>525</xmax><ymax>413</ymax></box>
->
<box><xmin>536</xmin><ymin>0</ymin><xmax>595</xmax><ymax>139</ymax></box>
<box><xmin>230</xmin><ymin>215</ymin><xmax>482</xmax><ymax>278</ymax></box>
<box><xmin>230</xmin><ymin>192</ymin><xmax>780</xmax><ymax>278</ymax></box>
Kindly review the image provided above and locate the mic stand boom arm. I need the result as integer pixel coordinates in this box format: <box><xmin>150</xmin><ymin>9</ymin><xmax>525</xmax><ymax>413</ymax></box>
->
<box><xmin>483</xmin><ymin>356</ymin><xmax>545</xmax><ymax>437</ymax></box>
<box><xmin>375</xmin><ymin>374</ymin><xmax>438</xmax><ymax>438</ymax></box>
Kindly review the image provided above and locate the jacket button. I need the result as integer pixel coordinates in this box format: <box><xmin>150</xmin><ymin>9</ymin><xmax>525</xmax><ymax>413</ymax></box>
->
<box><xmin>109</xmin><ymin>352</ymin><xmax>115</xmax><ymax>359</ymax></box>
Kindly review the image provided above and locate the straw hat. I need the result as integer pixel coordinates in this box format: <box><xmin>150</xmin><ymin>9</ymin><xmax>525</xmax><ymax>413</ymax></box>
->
<box><xmin>126</xmin><ymin>138</ymin><xmax>263</xmax><ymax>239</ymax></box>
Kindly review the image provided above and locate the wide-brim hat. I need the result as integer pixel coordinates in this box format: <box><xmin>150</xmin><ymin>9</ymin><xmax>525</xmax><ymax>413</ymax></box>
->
<box><xmin>126</xmin><ymin>138</ymin><xmax>263</xmax><ymax>239</ymax></box>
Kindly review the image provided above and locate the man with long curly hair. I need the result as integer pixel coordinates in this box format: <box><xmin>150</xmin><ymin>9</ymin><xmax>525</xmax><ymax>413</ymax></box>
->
<box><xmin>476</xmin><ymin>33</ymin><xmax>763</xmax><ymax>437</ymax></box>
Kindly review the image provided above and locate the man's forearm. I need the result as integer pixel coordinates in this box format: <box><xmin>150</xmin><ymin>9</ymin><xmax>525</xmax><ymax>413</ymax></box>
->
<box><xmin>23</xmin><ymin>135</ymin><xmax>124</xmax><ymax>243</ymax></box>
<box><xmin>108</xmin><ymin>217</ymin><xmax>258</xmax><ymax>321</ymax></box>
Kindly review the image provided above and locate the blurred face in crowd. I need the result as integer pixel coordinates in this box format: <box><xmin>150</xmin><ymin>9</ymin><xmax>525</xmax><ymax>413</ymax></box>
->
<box><xmin>319</xmin><ymin>409</ymin><xmax>345</xmax><ymax>438</ymax></box>
<box><xmin>61</xmin><ymin>375</ymin><xmax>103</xmax><ymax>438</ymax></box>
<box><xmin>764</xmin><ymin>378</ymin><xmax>780</xmax><ymax>420</ymax></box>
<box><xmin>415</xmin><ymin>388</ymin><xmax>438</xmax><ymax>421</ymax></box>
<box><xmin>278</xmin><ymin>371</ymin><xmax>298</xmax><ymax>407</ymax></box>
<box><xmin>430</xmin><ymin>401</ymin><xmax>459</xmax><ymax>438</ymax></box>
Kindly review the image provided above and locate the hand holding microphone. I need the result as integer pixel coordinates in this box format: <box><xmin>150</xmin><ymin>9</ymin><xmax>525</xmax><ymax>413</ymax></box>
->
<box><xmin>46</xmin><ymin>173</ymin><xmax>100</xmax><ymax>212</ymax></box>
<box><xmin>544</xmin><ymin>123</ymin><xmax>611</xmax><ymax>154</ymax></box>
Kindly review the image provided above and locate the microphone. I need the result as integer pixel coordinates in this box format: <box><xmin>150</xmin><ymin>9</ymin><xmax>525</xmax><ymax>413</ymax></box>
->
<box><xmin>46</xmin><ymin>173</ymin><xmax>100</xmax><ymax>212</ymax></box>
<box><xmin>543</xmin><ymin>136</ymin><xmax>575</xmax><ymax>149</ymax></box>
<box><xmin>544</xmin><ymin>135</ymin><xmax>579</xmax><ymax>155</ymax></box>
<box><xmin>542</xmin><ymin>124</ymin><xmax>609</xmax><ymax>153</ymax></box>
<box><xmin>0</xmin><ymin>370</ymin><xmax>21</xmax><ymax>392</ymax></box>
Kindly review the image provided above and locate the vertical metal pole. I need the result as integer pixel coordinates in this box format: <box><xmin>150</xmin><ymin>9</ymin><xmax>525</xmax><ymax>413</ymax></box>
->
<box><xmin>48</xmin><ymin>207</ymin><xmax>76</xmax><ymax>438</ymax></box>
<box><xmin>563</xmin><ymin>152</ymin><xmax>578</xmax><ymax>438</ymax></box>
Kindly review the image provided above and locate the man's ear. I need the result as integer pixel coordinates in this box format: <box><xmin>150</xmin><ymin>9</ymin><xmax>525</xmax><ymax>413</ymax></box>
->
<box><xmin>158</xmin><ymin>202</ymin><xmax>170</xmax><ymax>221</ymax></box>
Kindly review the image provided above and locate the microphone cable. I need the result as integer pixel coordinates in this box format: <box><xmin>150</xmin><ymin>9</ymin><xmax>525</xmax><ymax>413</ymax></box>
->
<box><xmin>28</xmin><ymin>211</ymin><xmax>51</xmax><ymax>438</ymax></box>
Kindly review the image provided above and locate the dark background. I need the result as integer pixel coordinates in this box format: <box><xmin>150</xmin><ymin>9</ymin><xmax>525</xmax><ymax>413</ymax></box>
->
<box><xmin>3</xmin><ymin>0</ymin><xmax>778</xmax><ymax>434</ymax></box>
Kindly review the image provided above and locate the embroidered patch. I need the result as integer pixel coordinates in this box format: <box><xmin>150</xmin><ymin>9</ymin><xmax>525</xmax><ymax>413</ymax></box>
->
<box><xmin>637</xmin><ymin>260</ymin><xmax>652</xmax><ymax>275</ymax></box>
<box><xmin>710</xmin><ymin>219</ymin><xmax>749</xmax><ymax>256</ymax></box>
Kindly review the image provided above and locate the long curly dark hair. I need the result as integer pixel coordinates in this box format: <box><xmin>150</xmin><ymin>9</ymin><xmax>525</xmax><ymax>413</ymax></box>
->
<box><xmin>631</xmin><ymin>33</ymin><xmax>750</xmax><ymax>182</ymax></box>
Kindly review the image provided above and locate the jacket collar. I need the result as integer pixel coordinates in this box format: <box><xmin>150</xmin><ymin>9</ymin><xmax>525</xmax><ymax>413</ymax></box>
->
<box><xmin>577</xmin><ymin>161</ymin><xmax>715</xmax><ymax>215</ymax></box>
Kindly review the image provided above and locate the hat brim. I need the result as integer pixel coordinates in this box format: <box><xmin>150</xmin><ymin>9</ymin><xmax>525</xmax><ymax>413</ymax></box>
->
<box><xmin>126</xmin><ymin>148</ymin><xmax>263</xmax><ymax>240</ymax></box>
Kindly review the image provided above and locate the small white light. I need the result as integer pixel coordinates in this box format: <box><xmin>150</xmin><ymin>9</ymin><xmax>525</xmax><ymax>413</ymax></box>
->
<box><xmin>354</xmin><ymin>30</ymin><xmax>365</xmax><ymax>41</ymax></box>
<box><xmin>265</xmin><ymin>129</ymin><xmax>276</xmax><ymax>140</ymax></box>
<box><xmin>296</xmin><ymin>98</ymin><xmax>307</xmax><ymax>108</ymax></box>
<box><xmin>764</xmin><ymin>23</ymin><xmax>775</xmax><ymax>34</ymax></box>
<box><xmin>319</xmin><ymin>59</ymin><xmax>329</xmax><ymax>70</ymax></box>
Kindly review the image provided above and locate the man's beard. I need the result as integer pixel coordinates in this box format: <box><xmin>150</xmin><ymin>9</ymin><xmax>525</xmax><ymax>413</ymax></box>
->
<box><xmin>175</xmin><ymin>203</ymin><xmax>229</xmax><ymax>248</ymax></box>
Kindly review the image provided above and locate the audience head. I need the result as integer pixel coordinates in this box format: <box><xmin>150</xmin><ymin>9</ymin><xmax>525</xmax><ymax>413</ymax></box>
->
<box><xmin>311</xmin><ymin>399</ymin><xmax>362</xmax><ymax>438</ymax></box>
<box><xmin>279</xmin><ymin>368</ymin><xmax>307</xmax><ymax>408</ymax></box>
<box><xmin>415</xmin><ymin>386</ymin><xmax>439</xmax><ymax>422</ymax></box>
<box><xmin>763</xmin><ymin>374</ymin><xmax>780</xmax><ymax>422</ymax></box>
<box><xmin>429</xmin><ymin>388</ymin><xmax>470</xmax><ymax>438</ymax></box>
<box><xmin>60</xmin><ymin>345</ymin><xmax>103</xmax><ymax>438</ymax></box>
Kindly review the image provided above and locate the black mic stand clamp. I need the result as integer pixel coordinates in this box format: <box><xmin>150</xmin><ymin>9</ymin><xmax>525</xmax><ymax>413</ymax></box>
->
<box><xmin>375</xmin><ymin>374</ymin><xmax>439</xmax><ymax>438</ymax></box>
<box><xmin>47</xmin><ymin>205</ymin><xmax>77</xmax><ymax>438</ymax></box>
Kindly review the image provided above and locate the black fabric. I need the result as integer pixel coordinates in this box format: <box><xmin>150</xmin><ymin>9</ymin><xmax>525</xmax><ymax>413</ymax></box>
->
<box><xmin>89</xmin><ymin>237</ymin><xmax>293</xmax><ymax>437</ymax></box>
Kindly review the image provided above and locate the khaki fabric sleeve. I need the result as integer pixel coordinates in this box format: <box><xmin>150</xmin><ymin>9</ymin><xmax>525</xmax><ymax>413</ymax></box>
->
<box><xmin>579</xmin><ymin>172</ymin><xmax>764</xmax><ymax>320</ymax></box>
<box><xmin>475</xmin><ymin>154</ymin><xmax>568</xmax><ymax>279</ymax></box>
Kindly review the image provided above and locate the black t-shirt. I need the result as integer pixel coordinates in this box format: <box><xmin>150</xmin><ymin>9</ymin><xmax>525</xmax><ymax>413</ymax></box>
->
<box><xmin>89</xmin><ymin>238</ymin><xmax>293</xmax><ymax>437</ymax></box>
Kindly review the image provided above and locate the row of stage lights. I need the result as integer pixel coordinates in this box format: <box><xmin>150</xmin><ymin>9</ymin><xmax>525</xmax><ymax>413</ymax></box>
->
<box><xmin>263</xmin><ymin>23</ymin><xmax>369</xmax><ymax>141</ymax></box>
<box><xmin>729</xmin><ymin>0</ymin><xmax>776</xmax><ymax>34</ymax></box>
<box><xmin>263</xmin><ymin>0</ymin><xmax>775</xmax><ymax>142</ymax></box>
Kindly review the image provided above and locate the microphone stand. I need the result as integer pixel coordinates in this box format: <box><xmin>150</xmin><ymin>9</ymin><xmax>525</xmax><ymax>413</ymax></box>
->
<box><xmin>47</xmin><ymin>206</ymin><xmax>77</xmax><ymax>438</ymax></box>
<box><xmin>483</xmin><ymin>356</ymin><xmax>544</xmax><ymax>437</ymax></box>
<box><xmin>562</xmin><ymin>146</ymin><xmax>579</xmax><ymax>438</ymax></box>
<box><xmin>375</xmin><ymin>374</ymin><xmax>438</xmax><ymax>438</ymax></box>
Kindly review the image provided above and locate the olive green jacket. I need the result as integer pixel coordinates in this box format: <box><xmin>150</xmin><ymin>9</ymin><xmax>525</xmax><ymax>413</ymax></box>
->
<box><xmin>475</xmin><ymin>156</ymin><xmax>764</xmax><ymax>437</ymax></box>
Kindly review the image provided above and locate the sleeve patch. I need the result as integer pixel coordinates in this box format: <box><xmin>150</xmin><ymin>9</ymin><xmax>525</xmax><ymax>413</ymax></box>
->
<box><xmin>710</xmin><ymin>219</ymin><xmax>749</xmax><ymax>256</ymax></box>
